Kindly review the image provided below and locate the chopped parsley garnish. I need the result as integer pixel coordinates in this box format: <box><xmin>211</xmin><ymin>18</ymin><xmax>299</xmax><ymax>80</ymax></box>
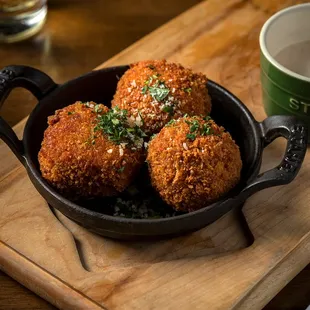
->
<box><xmin>144</xmin><ymin>77</ymin><xmax>152</xmax><ymax>85</ymax></box>
<box><xmin>189</xmin><ymin>119</ymin><xmax>200</xmax><ymax>132</ymax></box>
<box><xmin>94</xmin><ymin>105</ymin><xmax>102</xmax><ymax>113</ymax></box>
<box><xmin>162</xmin><ymin>105</ymin><xmax>174</xmax><ymax>115</ymax></box>
<box><xmin>85</xmin><ymin>135</ymin><xmax>96</xmax><ymax>146</ymax></box>
<box><xmin>118</xmin><ymin>166</ymin><xmax>125</xmax><ymax>173</ymax></box>
<box><xmin>166</xmin><ymin>119</ymin><xmax>176</xmax><ymax>127</ymax></box>
<box><xmin>184</xmin><ymin>88</ymin><xmax>192</xmax><ymax>93</ymax></box>
<box><xmin>186</xmin><ymin>133</ymin><xmax>196</xmax><ymax>141</ymax></box>
<box><xmin>150</xmin><ymin>133</ymin><xmax>158</xmax><ymax>140</ymax></box>
<box><xmin>142</xmin><ymin>76</ymin><xmax>170</xmax><ymax>102</ymax></box>
<box><xmin>141</xmin><ymin>74</ymin><xmax>176</xmax><ymax>115</ymax></box>
<box><xmin>93</xmin><ymin>107</ymin><xmax>147</xmax><ymax>148</ymax></box>
<box><xmin>185</xmin><ymin>117</ymin><xmax>213</xmax><ymax>141</ymax></box>
<box><xmin>201</xmin><ymin>123</ymin><xmax>213</xmax><ymax>135</ymax></box>
<box><xmin>150</xmin><ymin>86</ymin><xmax>170</xmax><ymax>102</ymax></box>
<box><xmin>67</xmin><ymin>111</ymin><xmax>74</xmax><ymax>115</ymax></box>
<box><xmin>142</xmin><ymin>85</ymin><xmax>148</xmax><ymax>94</ymax></box>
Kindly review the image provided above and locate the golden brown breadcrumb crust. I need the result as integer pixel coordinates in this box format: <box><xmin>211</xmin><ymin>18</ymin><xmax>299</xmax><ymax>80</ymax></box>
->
<box><xmin>38</xmin><ymin>102</ymin><xmax>144</xmax><ymax>198</ymax></box>
<box><xmin>147</xmin><ymin>117</ymin><xmax>242</xmax><ymax>211</ymax></box>
<box><xmin>112</xmin><ymin>60</ymin><xmax>211</xmax><ymax>135</ymax></box>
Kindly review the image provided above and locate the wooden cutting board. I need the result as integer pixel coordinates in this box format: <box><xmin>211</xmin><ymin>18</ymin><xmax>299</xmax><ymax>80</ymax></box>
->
<box><xmin>1</xmin><ymin>0</ymin><xmax>310</xmax><ymax>309</ymax></box>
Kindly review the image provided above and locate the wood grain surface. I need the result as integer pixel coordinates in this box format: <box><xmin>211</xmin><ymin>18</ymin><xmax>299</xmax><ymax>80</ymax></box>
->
<box><xmin>0</xmin><ymin>0</ymin><xmax>201</xmax><ymax>127</ymax></box>
<box><xmin>0</xmin><ymin>1</ymin><xmax>202</xmax><ymax>308</ymax></box>
<box><xmin>0</xmin><ymin>271</ymin><xmax>56</xmax><ymax>310</ymax></box>
<box><xmin>1</xmin><ymin>0</ymin><xmax>310</xmax><ymax>309</ymax></box>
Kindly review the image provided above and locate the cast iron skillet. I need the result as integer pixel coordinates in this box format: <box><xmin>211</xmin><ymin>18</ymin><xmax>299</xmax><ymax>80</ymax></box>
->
<box><xmin>0</xmin><ymin>65</ymin><xmax>307</xmax><ymax>240</ymax></box>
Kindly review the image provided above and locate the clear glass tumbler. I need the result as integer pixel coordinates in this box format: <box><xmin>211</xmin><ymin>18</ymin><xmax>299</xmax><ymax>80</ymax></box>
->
<box><xmin>0</xmin><ymin>0</ymin><xmax>47</xmax><ymax>43</ymax></box>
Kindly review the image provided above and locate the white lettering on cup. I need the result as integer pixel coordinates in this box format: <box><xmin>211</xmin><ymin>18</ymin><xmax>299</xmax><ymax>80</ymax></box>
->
<box><xmin>301</xmin><ymin>101</ymin><xmax>310</xmax><ymax>113</ymax></box>
<box><xmin>289</xmin><ymin>98</ymin><xmax>299</xmax><ymax>110</ymax></box>
<box><xmin>289</xmin><ymin>98</ymin><xmax>310</xmax><ymax>114</ymax></box>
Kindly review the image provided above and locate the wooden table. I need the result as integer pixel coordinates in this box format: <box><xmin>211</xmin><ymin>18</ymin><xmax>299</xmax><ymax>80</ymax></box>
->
<box><xmin>1</xmin><ymin>0</ymin><xmax>310</xmax><ymax>309</ymax></box>
<box><xmin>0</xmin><ymin>1</ymin><xmax>201</xmax><ymax>309</ymax></box>
<box><xmin>0</xmin><ymin>0</ymin><xmax>201</xmax><ymax>127</ymax></box>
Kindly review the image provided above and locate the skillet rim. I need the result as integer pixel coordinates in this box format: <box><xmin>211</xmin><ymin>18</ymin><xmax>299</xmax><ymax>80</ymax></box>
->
<box><xmin>23</xmin><ymin>66</ymin><xmax>262</xmax><ymax>226</ymax></box>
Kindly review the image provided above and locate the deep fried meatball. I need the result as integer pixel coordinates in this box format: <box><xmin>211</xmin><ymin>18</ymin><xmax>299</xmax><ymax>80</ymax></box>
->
<box><xmin>38</xmin><ymin>102</ymin><xmax>145</xmax><ymax>198</ymax></box>
<box><xmin>112</xmin><ymin>60</ymin><xmax>211</xmax><ymax>135</ymax></box>
<box><xmin>147</xmin><ymin>116</ymin><xmax>242</xmax><ymax>211</ymax></box>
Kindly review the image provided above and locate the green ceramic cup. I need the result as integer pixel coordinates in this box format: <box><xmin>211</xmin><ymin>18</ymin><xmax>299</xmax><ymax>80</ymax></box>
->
<box><xmin>260</xmin><ymin>4</ymin><xmax>310</xmax><ymax>141</ymax></box>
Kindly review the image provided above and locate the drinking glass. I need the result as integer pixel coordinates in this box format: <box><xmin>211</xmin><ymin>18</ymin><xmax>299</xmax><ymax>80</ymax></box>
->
<box><xmin>0</xmin><ymin>0</ymin><xmax>47</xmax><ymax>43</ymax></box>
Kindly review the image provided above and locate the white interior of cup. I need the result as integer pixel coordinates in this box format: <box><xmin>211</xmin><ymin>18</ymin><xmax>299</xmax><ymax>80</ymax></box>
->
<box><xmin>260</xmin><ymin>3</ymin><xmax>310</xmax><ymax>82</ymax></box>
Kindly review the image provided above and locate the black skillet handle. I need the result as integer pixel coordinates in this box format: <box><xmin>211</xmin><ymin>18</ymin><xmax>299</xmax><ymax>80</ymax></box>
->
<box><xmin>0</xmin><ymin>65</ymin><xmax>57</xmax><ymax>164</ymax></box>
<box><xmin>240</xmin><ymin>115</ymin><xmax>307</xmax><ymax>200</ymax></box>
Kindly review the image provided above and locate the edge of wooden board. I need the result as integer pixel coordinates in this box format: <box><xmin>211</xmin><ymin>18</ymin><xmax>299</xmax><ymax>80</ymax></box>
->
<box><xmin>234</xmin><ymin>233</ymin><xmax>310</xmax><ymax>309</ymax></box>
<box><xmin>0</xmin><ymin>229</ymin><xmax>310</xmax><ymax>309</ymax></box>
<box><xmin>0</xmin><ymin>241</ymin><xmax>105</xmax><ymax>310</ymax></box>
